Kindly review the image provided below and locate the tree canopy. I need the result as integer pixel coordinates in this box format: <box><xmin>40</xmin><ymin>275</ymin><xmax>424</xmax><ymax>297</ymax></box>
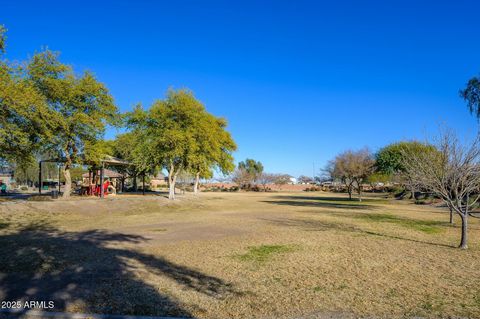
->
<box><xmin>375</xmin><ymin>141</ymin><xmax>433</xmax><ymax>175</ymax></box>
<box><xmin>26</xmin><ymin>50</ymin><xmax>118</xmax><ymax>196</ymax></box>
<box><xmin>460</xmin><ymin>75</ymin><xmax>480</xmax><ymax>120</ymax></box>
<box><xmin>327</xmin><ymin>148</ymin><xmax>374</xmax><ymax>200</ymax></box>
<box><xmin>0</xmin><ymin>25</ymin><xmax>6</xmax><ymax>53</ymax></box>
<box><xmin>0</xmin><ymin>28</ymin><xmax>55</xmax><ymax>168</ymax></box>
<box><xmin>127</xmin><ymin>89</ymin><xmax>236</xmax><ymax>199</ymax></box>
<box><xmin>187</xmin><ymin>110</ymin><xmax>236</xmax><ymax>193</ymax></box>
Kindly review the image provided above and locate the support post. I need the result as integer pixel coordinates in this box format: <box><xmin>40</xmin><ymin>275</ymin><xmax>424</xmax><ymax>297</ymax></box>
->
<box><xmin>38</xmin><ymin>161</ymin><xmax>42</xmax><ymax>194</ymax></box>
<box><xmin>58</xmin><ymin>165</ymin><xmax>61</xmax><ymax>194</ymax></box>
<box><xmin>100</xmin><ymin>163</ymin><xmax>105</xmax><ymax>198</ymax></box>
<box><xmin>142</xmin><ymin>173</ymin><xmax>146</xmax><ymax>195</ymax></box>
<box><xmin>88</xmin><ymin>170</ymin><xmax>92</xmax><ymax>195</ymax></box>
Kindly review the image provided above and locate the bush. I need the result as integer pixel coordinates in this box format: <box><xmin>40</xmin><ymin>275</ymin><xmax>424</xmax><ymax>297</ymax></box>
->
<box><xmin>304</xmin><ymin>186</ymin><xmax>321</xmax><ymax>192</ymax></box>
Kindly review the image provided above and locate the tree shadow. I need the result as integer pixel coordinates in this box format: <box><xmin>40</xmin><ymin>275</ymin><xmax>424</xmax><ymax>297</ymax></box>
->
<box><xmin>261</xmin><ymin>195</ymin><xmax>375</xmax><ymax>210</ymax></box>
<box><xmin>263</xmin><ymin>217</ymin><xmax>454</xmax><ymax>248</ymax></box>
<box><xmin>0</xmin><ymin>222</ymin><xmax>239</xmax><ymax>317</ymax></box>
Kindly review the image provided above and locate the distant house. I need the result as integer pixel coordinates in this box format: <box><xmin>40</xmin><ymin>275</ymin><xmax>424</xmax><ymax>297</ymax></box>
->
<box><xmin>289</xmin><ymin>177</ymin><xmax>297</xmax><ymax>185</ymax></box>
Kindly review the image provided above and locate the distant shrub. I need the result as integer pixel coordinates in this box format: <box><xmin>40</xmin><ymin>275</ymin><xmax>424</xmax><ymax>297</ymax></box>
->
<box><xmin>304</xmin><ymin>186</ymin><xmax>321</xmax><ymax>192</ymax></box>
<box><xmin>250</xmin><ymin>185</ymin><xmax>261</xmax><ymax>192</ymax></box>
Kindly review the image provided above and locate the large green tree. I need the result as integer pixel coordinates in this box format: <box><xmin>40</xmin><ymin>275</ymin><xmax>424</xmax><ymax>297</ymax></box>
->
<box><xmin>188</xmin><ymin>115</ymin><xmax>236</xmax><ymax>193</ymax></box>
<box><xmin>27</xmin><ymin>50</ymin><xmax>118</xmax><ymax>197</ymax></box>
<box><xmin>460</xmin><ymin>75</ymin><xmax>480</xmax><ymax>119</ymax></box>
<box><xmin>0</xmin><ymin>26</ymin><xmax>55</xmax><ymax>169</ymax></box>
<box><xmin>375</xmin><ymin>141</ymin><xmax>437</xmax><ymax>198</ymax></box>
<box><xmin>128</xmin><ymin>89</ymin><xmax>210</xmax><ymax>199</ymax></box>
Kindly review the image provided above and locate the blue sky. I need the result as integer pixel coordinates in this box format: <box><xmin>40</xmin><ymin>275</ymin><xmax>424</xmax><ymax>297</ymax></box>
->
<box><xmin>2</xmin><ymin>0</ymin><xmax>479</xmax><ymax>177</ymax></box>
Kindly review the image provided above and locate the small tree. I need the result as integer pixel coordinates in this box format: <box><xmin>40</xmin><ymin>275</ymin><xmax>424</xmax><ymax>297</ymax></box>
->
<box><xmin>402</xmin><ymin>130</ymin><xmax>480</xmax><ymax>249</ymax></box>
<box><xmin>273</xmin><ymin>174</ymin><xmax>291</xmax><ymax>190</ymax></box>
<box><xmin>257</xmin><ymin>172</ymin><xmax>276</xmax><ymax>191</ymax></box>
<box><xmin>231</xmin><ymin>167</ymin><xmax>252</xmax><ymax>189</ymax></box>
<box><xmin>328</xmin><ymin>148</ymin><xmax>374</xmax><ymax>201</ymax></box>
<box><xmin>189</xmin><ymin>116</ymin><xmax>236</xmax><ymax>194</ymax></box>
<box><xmin>460</xmin><ymin>75</ymin><xmax>480</xmax><ymax>119</ymax></box>
<box><xmin>238</xmin><ymin>159</ymin><xmax>263</xmax><ymax>184</ymax></box>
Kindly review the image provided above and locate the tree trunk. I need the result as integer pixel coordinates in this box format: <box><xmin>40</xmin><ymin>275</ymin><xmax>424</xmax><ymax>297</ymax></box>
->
<box><xmin>459</xmin><ymin>213</ymin><xmax>468</xmax><ymax>249</ymax></box>
<box><xmin>133</xmin><ymin>174</ymin><xmax>138</xmax><ymax>192</ymax></box>
<box><xmin>347</xmin><ymin>185</ymin><xmax>352</xmax><ymax>200</ymax></box>
<box><xmin>410</xmin><ymin>186</ymin><xmax>416</xmax><ymax>200</ymax></box>
<box><xmin>449</xmin><ymin>206</ymin><xmax>454</xmax><ymax>224</ymax></box>
<box><xmin>62</xmin><ymin>164</ymin><xmax>72</xmax><ymax>198</ymax></box>
<box><xmin>168</xmin><ymin>171</ymin><xmax>177</xmax><ymax>200</ymax></box>
<box><xmin>193</xmin><ymin>172</ymin><xmax>200</xmax><ymax>194</ymax></box>
<box><xmin>357</xmin><ymin>181</ymin><xmax>362</xmax><ymax>202</ymax></box>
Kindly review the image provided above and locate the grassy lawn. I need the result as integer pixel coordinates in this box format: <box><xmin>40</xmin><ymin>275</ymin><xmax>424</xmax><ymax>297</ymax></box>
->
<box><xmin>0</xmin><ymin>192</ymin><xmax>479</xmax><ymax>318</ymax></box>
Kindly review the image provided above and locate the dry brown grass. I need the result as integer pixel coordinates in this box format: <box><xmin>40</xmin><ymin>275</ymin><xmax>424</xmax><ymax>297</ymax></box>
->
<box><xmin>0</xmin><ymin>191</ymin><xmax>479</xmax><ymax>318</ymax></box>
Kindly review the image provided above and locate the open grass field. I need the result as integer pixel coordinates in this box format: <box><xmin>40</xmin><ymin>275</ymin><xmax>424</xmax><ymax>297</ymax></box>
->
<box><xmin>1</xmin><ymin>192</ymin><xmax>479</xmax><ymax>318</ymax></box>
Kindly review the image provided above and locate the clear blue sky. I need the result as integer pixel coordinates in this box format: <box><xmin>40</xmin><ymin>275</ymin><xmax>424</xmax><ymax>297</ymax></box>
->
<box><xmin>2</xmin><ymin>0</ymin><xmax>479</xmax><ymax>177</ymax></box>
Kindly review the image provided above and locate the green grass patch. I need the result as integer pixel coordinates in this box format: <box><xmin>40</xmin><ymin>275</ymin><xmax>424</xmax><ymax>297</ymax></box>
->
<box><xmin>237</xmin><ymin>244</ymin><xmax>294</xmax><ymax>263</ymax></box>
<box><xmin>356</xmin><ymin>213</ymin><xmax>445</xmax><ymax>234</ymax></box>
<box><xmin>151</xmin><ymin>228</ymin><xmax>167</xmax><ymax>232</ymax></box>
<box><xmin>313</xmin><ymin>286</ymin><xmax>325</xmax><ymax>292</ymax></box>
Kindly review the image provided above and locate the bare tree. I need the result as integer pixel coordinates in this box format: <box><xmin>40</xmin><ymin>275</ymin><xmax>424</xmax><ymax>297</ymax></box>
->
<box><xmin>231</xmin><ymin>167</ymin><xmax>252</xmax><ymax>189</ymax></box>
<box><xmin>257</xmin><ymin>172</ymin><xmax>276</xmax><ymax>191</ymax></box>
<box><xmin>328</xmin><ymin>148</ymin><xmax>375</xmax><ymax>201</ymax></box>
<box><xmin>402</xmin><ymin>130</ymin><xmax>480</xmax><ymax>249</ymax></box>
<box><xmin>273</xmin><ymin>174</ymin><xmax>291</xmax><ymax>190</ymax></box>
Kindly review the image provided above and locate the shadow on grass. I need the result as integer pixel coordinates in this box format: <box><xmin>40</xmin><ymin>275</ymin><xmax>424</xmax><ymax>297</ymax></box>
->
<box><xmin>0</xmin><ymin>221</ymin><xmax>239</xmax><ymax>317</ymax></box>
<box><xmin>264</xmin><ymin>217</ymin><xmax>454</xmax><ymax>248</ymax></box>
<box><xmin>261</xmin><ymin>195</ymin><xmax>376</xmax><ymax>210</ymax></box>
<box><xmin>263</xmin><ymin>196</ymin><xmax>450</xmax><ymax>234</ymax></box>
<box><xmin>353</xmin><ymin>213</ymin><xmax>448</xmax><ymax>234</ymax></box>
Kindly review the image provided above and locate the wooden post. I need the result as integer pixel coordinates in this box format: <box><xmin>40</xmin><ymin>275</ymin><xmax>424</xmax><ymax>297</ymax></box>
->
<box><xmin>100</xmin><ymin>163</ymin><xmax>105</xmax><ymax>198</ymax></box>
<box><xmin>58</xmin><ymin>165</ymin><xmax>61</xmax><ymax>194</ymax></box>
<box><xmin>142</xmin><ymin>173</ymin><xmax>146</xmax><ymax>195</ymax></box>
<box><xmin>38</xmin><ymin>161</ymin><xmax>42</xmax><ymax>194</ymax></box>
